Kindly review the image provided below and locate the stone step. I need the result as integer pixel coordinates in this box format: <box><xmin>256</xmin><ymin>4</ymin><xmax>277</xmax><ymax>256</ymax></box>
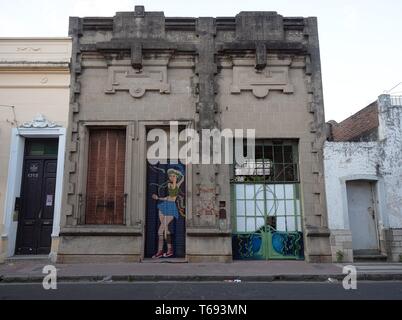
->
<box><xmin>354</xmin><ymin>254</ymin><xmax>387</xmax><ymax>262</ymax></box>
<box><xmin>5</xmin><ymin>255</ymin><xmax>50</xmax><ymax>263</ymax></box>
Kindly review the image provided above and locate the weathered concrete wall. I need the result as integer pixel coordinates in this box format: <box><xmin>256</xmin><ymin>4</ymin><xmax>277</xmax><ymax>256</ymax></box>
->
<box><xmin>379</xmin><ymin>95</ymin><xmax>402</xmax><ymax>262</ymax></box>
<box><xmin>58</xmin><ymin>7</ymin><xmax>331</xmax><ymax>263</ymax></box>
<box><xmin>324</xmin><ymin>94</ymin><xmax>402</xmax><ymax>262</ymax></box>
<box><xmin>378</xmin><ymin>95</ymin><xmax>402</xmax><ymax>229</ymax></box>
<box><xmin>324</xmin><ymin>142</ymin><xmax>379</xmax><ymax>229</ymax></box>
<box><xmin>324</xmin><ymin>142</ymin><xmax>379</xmax><ymax>262</ymax></box>
<box><xmin>0</xmin><ymin>38</ymin><xmax>71</xmax><ymax>262</ymax></box>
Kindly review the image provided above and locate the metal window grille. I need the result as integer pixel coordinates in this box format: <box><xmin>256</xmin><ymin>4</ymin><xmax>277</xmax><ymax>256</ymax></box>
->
<box><xmin>232</xmin><ymin>140</ymin><xmax>302</xmax><ymax>234</ymax></box>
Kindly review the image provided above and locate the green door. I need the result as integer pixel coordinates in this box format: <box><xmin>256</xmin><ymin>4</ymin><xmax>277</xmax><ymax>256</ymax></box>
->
<box><xmin>231</xmin><ymin>140</ymin><xmax>304</xmax><ymax>260</ymax></box>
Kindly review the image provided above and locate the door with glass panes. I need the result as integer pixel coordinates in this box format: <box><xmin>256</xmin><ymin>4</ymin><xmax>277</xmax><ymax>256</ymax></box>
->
<box><xmin>231</xmin><ymin>140</ymin><xmax>304</xmax><ymax>260</ymax></box>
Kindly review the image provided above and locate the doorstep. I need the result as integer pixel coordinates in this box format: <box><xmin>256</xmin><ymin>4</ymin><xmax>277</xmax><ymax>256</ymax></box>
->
<box><xmin>6</xmin><ymin>255</ymin><xmax>50</xmax><ymax>262</ymax></box>
<box><xmin>142</xmin><ymin>258</ymin><xmax>188</xmax><ymax>264</ymax></box>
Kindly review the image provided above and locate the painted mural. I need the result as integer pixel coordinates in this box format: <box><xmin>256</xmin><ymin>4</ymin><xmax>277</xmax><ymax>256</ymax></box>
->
<box><xmin>145</xmin><ymin>162</ymin><xmax>186</xmax><ymax>259</ymax></box>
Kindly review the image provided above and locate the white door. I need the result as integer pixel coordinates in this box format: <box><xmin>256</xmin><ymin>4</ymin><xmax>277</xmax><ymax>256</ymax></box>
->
<box><xmin>347</xmin><ymin>180</ymin><xmax>378</xmax><ymax>251</ymax></box>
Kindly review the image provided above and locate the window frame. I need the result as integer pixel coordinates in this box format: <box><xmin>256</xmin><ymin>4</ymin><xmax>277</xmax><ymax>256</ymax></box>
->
<box><xmin>231</xmin><ymin>140</ymin><xmax>302</xmax><ymax>234</ymax></box>
<box><xmin>75</xmin><ymin>122</ymin><xmax>134</xmax><ymax>226</ymax></box>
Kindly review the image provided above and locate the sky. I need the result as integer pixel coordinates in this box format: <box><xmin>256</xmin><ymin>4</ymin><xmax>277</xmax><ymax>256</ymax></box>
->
<box><xmin>0</xmin><ymin>0</ymin><xmax>401</xmax><ymax>122</ymax></box>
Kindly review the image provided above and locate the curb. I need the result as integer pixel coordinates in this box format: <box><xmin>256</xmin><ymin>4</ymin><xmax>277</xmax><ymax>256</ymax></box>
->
<box><xmin>1</xmin><ymin>273</ymin><xmax>402</xmax><ymax>283</ymax></box>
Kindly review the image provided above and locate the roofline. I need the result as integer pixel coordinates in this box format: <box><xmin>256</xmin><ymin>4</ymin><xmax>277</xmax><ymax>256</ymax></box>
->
<box><xmin>332</xmin><ymin>100</ymin><xmax>378</xmax><ymax>125</ymax></box>
<box><xmin>0</xmin><ymin>37</ymin><xmax>72</xmax><ymax>41</ymax></box>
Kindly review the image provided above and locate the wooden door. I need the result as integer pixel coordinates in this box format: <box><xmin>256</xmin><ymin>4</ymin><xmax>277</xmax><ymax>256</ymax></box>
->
<box><xmin>85</xmin><ymin>129</ymin><xmax>126</xmax><ymax>225</ymax></box>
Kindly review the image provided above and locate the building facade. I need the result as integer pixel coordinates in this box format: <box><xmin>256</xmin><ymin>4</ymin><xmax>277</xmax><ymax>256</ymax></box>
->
<box><xmin>325</xmin><ymin>94</ymin><xmax>402</xmax><ymax>262</ymax></box>
<box><xmin>57</xmin><ymin>7</ymin><xmax>332</xmax><ymax>263</ymax></box>
<box><xmin>0</xmin><ymin>38</ymin><xmax>72</xmax><ymax>262</ymax></box>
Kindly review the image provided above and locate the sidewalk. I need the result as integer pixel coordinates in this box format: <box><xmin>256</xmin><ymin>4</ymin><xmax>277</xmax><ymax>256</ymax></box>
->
<box><xmin>1</xmin><ymin>259</ymin><xmax>402</xmax><ymax>283</ymax></box>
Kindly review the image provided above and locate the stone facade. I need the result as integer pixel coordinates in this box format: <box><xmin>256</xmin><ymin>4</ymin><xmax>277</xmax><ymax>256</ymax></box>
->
<box><xmin>325</xmin><ymin>94</ymin><xmax>402</xmax><ymax>262</ymax></box>
<box><xmin>57</xmin><ymin>7</ymin><xmax>331</xmax><ymax>263</ymax></box>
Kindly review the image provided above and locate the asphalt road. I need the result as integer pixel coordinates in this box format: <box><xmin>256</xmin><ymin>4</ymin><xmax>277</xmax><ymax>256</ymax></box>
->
<box><xmin>0</xmin><ymin>281</ymin><xmax>402</xmax><ymax>300</ymax></box>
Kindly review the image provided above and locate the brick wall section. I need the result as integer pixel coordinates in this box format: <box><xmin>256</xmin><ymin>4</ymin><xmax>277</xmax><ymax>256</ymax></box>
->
<box><xmin>86</xmin><ymin>128</ymin><xmax>126</xmax><ymax>225</ymax></box>
<box><xmin>328</xmin><ymin>101</ymin><xmax>379</xmax><ymax>142</ymax></box>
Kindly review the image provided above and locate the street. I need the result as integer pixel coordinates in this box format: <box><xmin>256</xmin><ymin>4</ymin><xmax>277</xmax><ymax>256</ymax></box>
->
<box><xmin>0</xmin><ymin>281</ymin><xmax>402</xmax><ymax>300</ymax></box>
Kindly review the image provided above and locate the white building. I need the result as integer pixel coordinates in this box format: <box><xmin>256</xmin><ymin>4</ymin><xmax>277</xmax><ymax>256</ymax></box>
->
<box><xmin>325</xmin><ymin>94</ymin><xmax>402</xmax><ymax>262</ymax></box>
<box><xmin>0</xmin><ymin>38</ymin><xmax>71</xmax><ymax>262</ymax></box>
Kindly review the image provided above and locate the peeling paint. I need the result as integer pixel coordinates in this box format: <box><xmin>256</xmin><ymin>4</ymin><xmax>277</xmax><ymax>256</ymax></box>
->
<box><xmin>324</xmin><ymin>94</ymin><xmax>402</xmax><ymax>261</ymax></box>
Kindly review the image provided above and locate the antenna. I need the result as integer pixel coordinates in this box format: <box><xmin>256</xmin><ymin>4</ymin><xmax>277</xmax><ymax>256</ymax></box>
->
<box><xmin>384</xmin><ymin>82</ymin><xmax>402</xmax><ymax>94</ymax></box>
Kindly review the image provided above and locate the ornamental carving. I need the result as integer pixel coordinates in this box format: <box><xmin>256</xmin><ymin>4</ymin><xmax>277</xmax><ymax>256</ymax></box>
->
<box><xmin>105</xmin><ymin>66</ymin><xmax>170</xmax><ymax>98</ymax></box>
<box><xmin>21</xmin><ymin>114</ymin><xmax>60</xmax><ymax>128</ymax></box>
<box><xmin>230</xmin><ymin>65</ymin><xmax>294</xmax><ymax>98</ymax></box>
<box><xmin>17</xmin><ymin>47</ymin><xmax>42</xmax><ymax>52</ymax></box>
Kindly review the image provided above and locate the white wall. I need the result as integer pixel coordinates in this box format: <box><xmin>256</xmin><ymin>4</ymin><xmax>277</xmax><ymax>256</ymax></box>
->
<box><xmin>378</xmin><ymin>95</ymin><xmax>402</xmax><ymax>228</ymax></box>
<box><xmin>324</xmin><ymin>141</ymin><xmax>380</xmax><ymax>230</ymax></box>
<box><xmin>325</xmin><ymin>95</ymin><xmax>402</xmax><ymax>231</ymax></box>
<box><xmin>324</xmin><ymin>94</ymin><xmax>402</xmax><ymax>261</ymax></box>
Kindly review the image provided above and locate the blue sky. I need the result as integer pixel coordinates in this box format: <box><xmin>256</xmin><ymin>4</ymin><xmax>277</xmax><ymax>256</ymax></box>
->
<box><xmin>1</xmin><ymin>0</ymin><xmax>401</xmax><ymax>122</ymax></box>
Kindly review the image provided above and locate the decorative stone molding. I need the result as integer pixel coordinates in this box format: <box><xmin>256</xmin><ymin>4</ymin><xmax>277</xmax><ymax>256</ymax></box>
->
<box><xmin>16</xmin><ymin>47</ymin><xmax>41</xmax><ymax>52</ymax></box>
<box><xmin>0</xmin><ymin>39</ymin><xmax>72</xmax><ymax>64</ymax></box>
<box><xmin>230</xmin><ymin>65</ymin><xmax>294</xmax><ymax>98</ymax></box>
<box><xmin>21</xmin><ymin>114</ymin><xmax>60</xmax><ymax>128</ymax></box>
<box><xmin>105</xmin><ymin>66</ymin><xmax>170</xmax><ymax>98</ymax></box>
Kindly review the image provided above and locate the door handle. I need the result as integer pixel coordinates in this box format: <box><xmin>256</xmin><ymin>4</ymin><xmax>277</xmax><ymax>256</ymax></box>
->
<box><xmin>368</xmin><ymin>207</ymin><xmax>375</xmax><ymax>219</ymax></box>
<box><xmin>38</xmin><ymin>209</ymin><xmax>42</xmax><ymax>219</ymax></box>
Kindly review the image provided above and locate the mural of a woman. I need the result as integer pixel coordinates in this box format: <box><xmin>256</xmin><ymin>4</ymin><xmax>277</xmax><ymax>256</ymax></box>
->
<box><xmin>151</xmin><ymin>168</ymin><xmax>185</xmax><ymax>258</ymax></box>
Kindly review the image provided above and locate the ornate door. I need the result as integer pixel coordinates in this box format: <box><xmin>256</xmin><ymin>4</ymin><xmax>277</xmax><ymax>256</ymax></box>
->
<box><xmin>16</xmin><ymin>139</ymin><xmax>58</xmax><ymax>255</ymax></box>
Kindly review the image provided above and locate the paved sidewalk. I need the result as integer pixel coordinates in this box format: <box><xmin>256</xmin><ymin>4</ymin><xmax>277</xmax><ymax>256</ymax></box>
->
<box><xmin>1</xmin><ymin>259</ymin><xmax>402</xmax><ymax>283</ymax></box>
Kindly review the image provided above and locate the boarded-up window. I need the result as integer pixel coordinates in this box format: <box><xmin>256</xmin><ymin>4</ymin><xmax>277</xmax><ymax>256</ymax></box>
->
<box><xmin>85</xmin><ymin>128</ymin><xmax>126</xmax><ymax>225</ymax></box>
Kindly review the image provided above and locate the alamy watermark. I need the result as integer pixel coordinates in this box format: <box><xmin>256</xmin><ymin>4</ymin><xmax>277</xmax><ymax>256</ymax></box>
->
<box><xmin>42</xmin><ymin>265</ymin><xmax>57</xmax><ymax>290</ymax></box>
<box><xmin>342</xmin><ymin>265</ymin><xmax>357</xmax><ymax>290</ymax></box>
<box><xmin>147</xmin><ymin>121</ymin><xmax>255</xmax><ymax>165</ymax></box>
